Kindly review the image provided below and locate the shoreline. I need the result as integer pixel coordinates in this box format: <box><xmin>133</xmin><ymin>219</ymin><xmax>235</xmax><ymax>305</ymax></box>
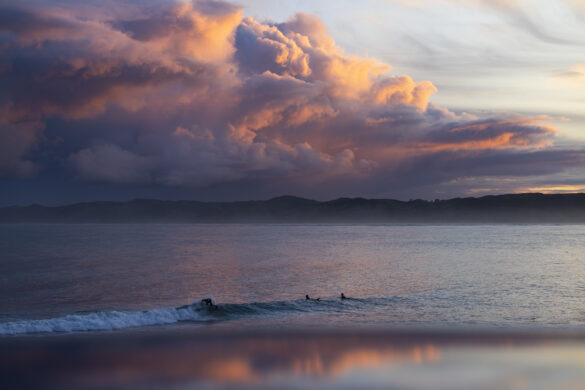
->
<box><xmin>3</xmin><ymin>327</ymin><xmax>585</xmax><ymax>389</ymax></box>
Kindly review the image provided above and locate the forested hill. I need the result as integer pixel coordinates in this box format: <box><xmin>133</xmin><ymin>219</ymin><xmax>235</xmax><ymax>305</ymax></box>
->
<box><xmin>2</xmin><ymin>193</ymin><xmax>585</xmax><ymax>223</ymax></box>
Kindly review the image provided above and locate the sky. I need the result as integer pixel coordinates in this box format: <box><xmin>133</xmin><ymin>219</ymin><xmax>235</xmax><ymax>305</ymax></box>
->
<box><xmin>0</xmin><ymin>0</ymin><xmax>584</xmax><ymax>205</ymax></box>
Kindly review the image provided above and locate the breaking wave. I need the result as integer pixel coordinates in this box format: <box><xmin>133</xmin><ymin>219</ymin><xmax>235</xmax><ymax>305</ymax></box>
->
<box><xmin>0</xmin><ymin>296</ymin><xmax>384</xmax><ymax>335</ymax></box>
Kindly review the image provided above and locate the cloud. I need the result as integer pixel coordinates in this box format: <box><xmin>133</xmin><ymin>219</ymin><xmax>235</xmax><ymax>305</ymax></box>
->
<box><xmin>436</xmin><ymin>0</ymin><xmax>579</xmax><ymax>45</ymax></box>
<box><xmin>555</xmin><ymin>64</ymin><xmax>585</xmax><ymax>81</ymax></box>
<box><xmin>0</xmin><ymin>118</ymin><xmax>44</xmax><ymax>178</ymax></box>
<box><xmin>0</xmin><ymin>1</ymin><xmax>241</xmax><ymax>120</ymax></box>
<box><xmin>551</xmin><ymin>64</ymin><xmax>585</xmax><ymax>90</ymax></box>
<box><xmin>110</xmin><ymin>0</ymin><xmax>242</xmax><ymax>63</ymax></box>
<box><xmin>0</xmin><ymin>0</ymin><xmax>583</xmax><ymax>199</ymax></box>
<box><xmin>415</xmin><ymin>116</ymin><xmax>556</xmax><ymax>152</ymax></box>
<box><xmin>68</xmin><ymin>144</ymin><xmax>152</xmax><ymax>184</ymax></box>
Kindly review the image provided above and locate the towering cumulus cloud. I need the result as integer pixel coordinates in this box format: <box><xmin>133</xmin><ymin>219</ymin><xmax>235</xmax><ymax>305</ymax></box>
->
<box><xmin>0</xmin><ymin>0</ymin><xmax>582</xmax><ymax>199</ymax></box>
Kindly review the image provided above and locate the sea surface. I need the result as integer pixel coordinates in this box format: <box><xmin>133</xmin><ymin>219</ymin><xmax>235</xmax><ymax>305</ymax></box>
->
<box><xmin>1</xmin><ymin>223</ymin><xmax>585</xmax><ymax>335</ymax></box>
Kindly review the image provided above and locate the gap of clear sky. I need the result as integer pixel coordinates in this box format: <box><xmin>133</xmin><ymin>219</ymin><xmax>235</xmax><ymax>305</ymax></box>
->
<box><xmin>0</xmin><ymin>0</ymin><xmax>584</xmax><ymax>205</ymax></box>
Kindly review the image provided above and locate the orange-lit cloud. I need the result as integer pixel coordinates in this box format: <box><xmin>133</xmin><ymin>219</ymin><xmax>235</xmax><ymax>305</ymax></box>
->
<box><xmin>85</xmin><ymin>338</ymin><xmax>442</xmax><ymax>386</ymax></box>
<box><xmin>236</xmin><ymin>13</ymin><xmax>435</xmax><ymax>108</ymax></box>
<box><xmin>410</xmin><ymin>116</ymin><xmax>556</xmax><ymax>153</ymax></box>
<box><xmin>0</xmin><ymin>0</ymin><xmax>584</xmax><ymax>200</ymax></box>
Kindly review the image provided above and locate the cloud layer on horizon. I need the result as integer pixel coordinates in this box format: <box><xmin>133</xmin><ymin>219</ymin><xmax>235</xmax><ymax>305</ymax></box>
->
<box><xmin>1</xmin><ymin>0</ymin><xmax>584</xmax><ymax>200</ymax></box>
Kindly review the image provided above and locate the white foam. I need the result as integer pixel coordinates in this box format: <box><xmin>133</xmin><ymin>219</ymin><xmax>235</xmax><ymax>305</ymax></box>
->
<box><xmin>0</xmin><ymin>305</ymin><xmax>205</xmax><ymax>335</ymax></box>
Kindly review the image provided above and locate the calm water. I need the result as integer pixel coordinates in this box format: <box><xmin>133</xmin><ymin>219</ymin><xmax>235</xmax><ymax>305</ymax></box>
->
<box><xmin>1</xmin><ymin>224</ymin><xmax>585</xmax><ymax>334</ymax></box>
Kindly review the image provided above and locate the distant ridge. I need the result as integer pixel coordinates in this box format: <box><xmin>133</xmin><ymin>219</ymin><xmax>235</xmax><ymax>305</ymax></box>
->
<box><xmin>2</xmin><ymin>193</ymin><xmax>585</xmax><ymax>223</ymax></box>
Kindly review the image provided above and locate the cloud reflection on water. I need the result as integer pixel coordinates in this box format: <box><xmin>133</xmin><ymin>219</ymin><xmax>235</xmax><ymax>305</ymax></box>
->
<box><xmin>4</xmin><ymin>330</ymin><xmax>585</xmax><ymax>389</ymax></box>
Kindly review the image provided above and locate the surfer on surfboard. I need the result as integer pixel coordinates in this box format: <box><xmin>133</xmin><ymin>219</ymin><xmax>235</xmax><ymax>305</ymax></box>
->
<box><xmin>201</xmin><ymin>298</ymin><xmax>220</xmax><ymax>311</ymax></box>
<box><xmin>305</xmin><ymin>294</ymin><xmax>321</xmax><ymax>301</ymax></box>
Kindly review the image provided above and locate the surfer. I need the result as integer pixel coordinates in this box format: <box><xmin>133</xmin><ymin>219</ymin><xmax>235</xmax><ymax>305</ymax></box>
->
<box><xmin>340</xmin><ymin>292</ymin><xmax>347</xmax><ymax>300</ymax></box>
<box><xmin>305</xmin><ymin>294</ymin><xmax>321</xmax><ymax>301</ymax></box>
<box><xmin>201</xmin><ymin>298</ymin><xmax>220</xmax><ymax>311</ymax></box>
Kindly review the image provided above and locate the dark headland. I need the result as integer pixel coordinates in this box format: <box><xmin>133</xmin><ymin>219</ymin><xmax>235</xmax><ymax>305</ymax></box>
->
<box><xmin>3</xmin><ymin>193</ymin><xmax>585</xmax><ymax>223</ymax></box>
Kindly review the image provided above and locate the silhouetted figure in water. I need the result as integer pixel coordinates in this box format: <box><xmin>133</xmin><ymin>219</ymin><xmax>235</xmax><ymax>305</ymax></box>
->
<box><xmin>201</xmin><ymin>298</ymin><xmax>220</xmax><ymax>311</ymax></box>
<box><xmin>306</xmin><ymin>294</ymin><xmax>320</xmax><ymax>301</ymax></box>
<box><xmin>340</xmin><ymin>292</ymin><xmax>347</xmax><ymax>300</ymax></box>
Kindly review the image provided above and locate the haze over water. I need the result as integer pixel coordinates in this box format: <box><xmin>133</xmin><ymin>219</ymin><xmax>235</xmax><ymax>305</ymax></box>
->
<box><xmin>2</xmin><ymin>223</ymin><xmax>585</xmax><ymax>333</ymax></box>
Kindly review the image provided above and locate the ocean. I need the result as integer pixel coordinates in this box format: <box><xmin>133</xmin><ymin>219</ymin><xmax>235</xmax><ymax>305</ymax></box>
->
<box><xmin>3</xmin><ymin>223</ymin><xmax>585</xmax><ymax>389</ymax></box>
<box><xmin>2</xmin><ymin>223</ymin><xmax>585</xmax><ymax>334</ymax></box>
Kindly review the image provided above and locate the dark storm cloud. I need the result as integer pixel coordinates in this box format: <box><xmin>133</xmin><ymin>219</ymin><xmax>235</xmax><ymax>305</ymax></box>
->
<box><xmin>0</xmin><ymin>0</ymin><xmax>583</xmax><ymax>202</ymax></box>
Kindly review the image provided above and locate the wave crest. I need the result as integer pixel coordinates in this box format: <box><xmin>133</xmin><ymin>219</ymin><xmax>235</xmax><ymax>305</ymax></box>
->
<box><xmin>0</xmin><ymin>296</ymin><xmax>377</xmax><ymax>335</ymax></box>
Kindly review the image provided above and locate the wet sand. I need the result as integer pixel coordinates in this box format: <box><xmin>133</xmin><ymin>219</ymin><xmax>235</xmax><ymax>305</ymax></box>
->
<box><xmin>2</xmin><ymin>327</ymin><xmax>585</xmax><ymax>389</ymax></box>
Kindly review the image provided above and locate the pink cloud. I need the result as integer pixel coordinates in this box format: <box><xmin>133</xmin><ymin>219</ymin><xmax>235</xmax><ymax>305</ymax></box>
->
<box><xmin>0</xmin><ymin>0</ymin><xmax>581</xmax><ymax>198</ymax></box>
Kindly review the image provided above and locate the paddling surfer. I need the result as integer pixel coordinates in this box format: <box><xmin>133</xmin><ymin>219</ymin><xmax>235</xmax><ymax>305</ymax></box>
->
<box><xmin>305</xmin><ymin>294</ymin><xmax>321</xmax><ymax>301</ymax></box>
